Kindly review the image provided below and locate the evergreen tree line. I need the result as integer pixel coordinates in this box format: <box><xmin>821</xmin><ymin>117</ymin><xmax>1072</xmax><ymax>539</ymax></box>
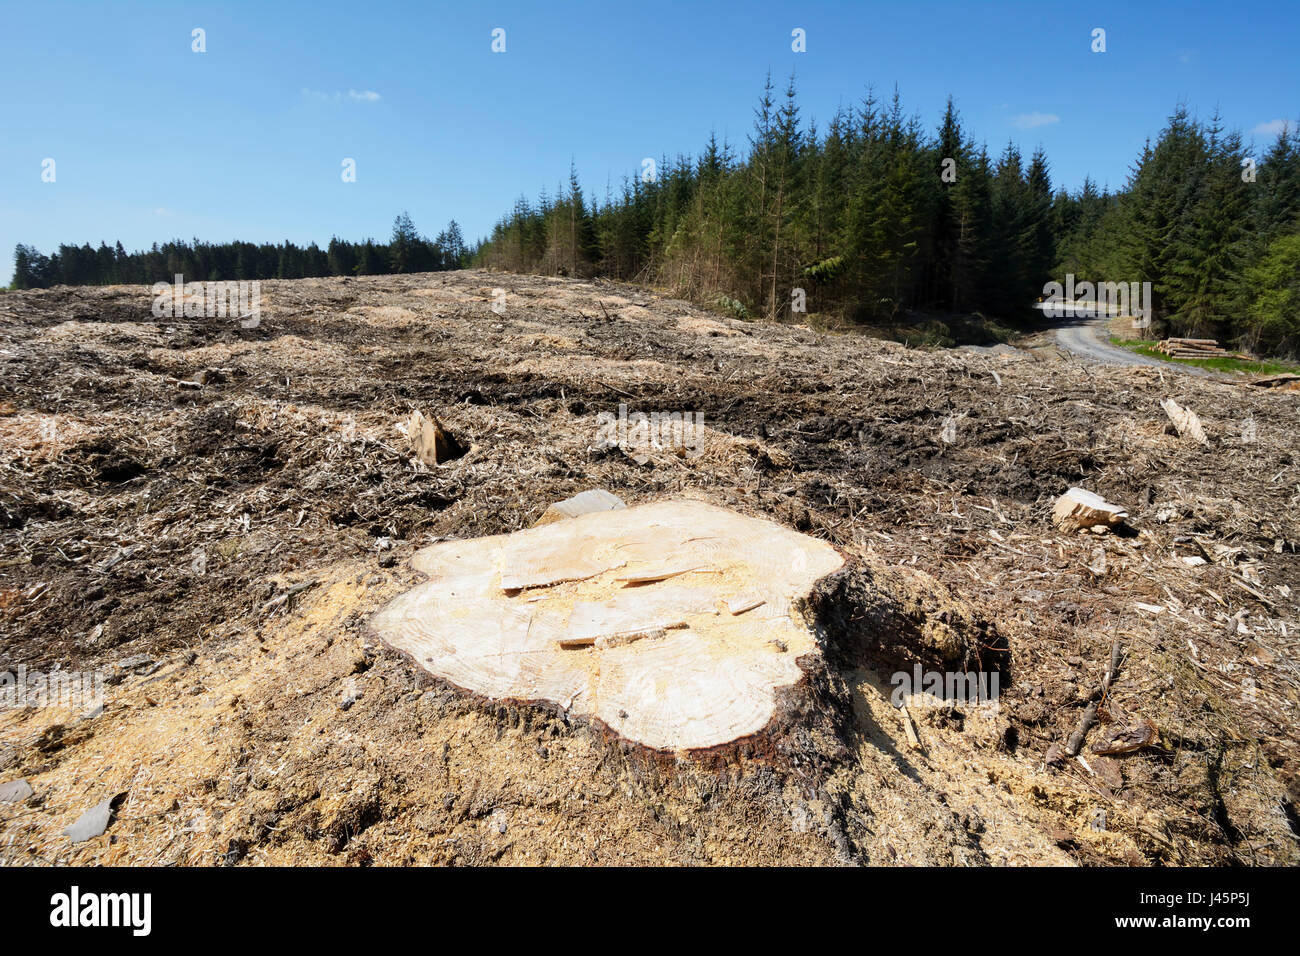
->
<box><xmin>476</xmin><ymin>77</ymin><xmax>1300</xmax><ymax>356</ymax></box>
<box><xmin>10</xmin><ymin>213</ymin><xmax>472</xmax><ymax>290</ymax></box>
<box><xmin>1057</xmin><ymin>105</ymin><xmax>1300</xmax><ymax>355</ymax></box>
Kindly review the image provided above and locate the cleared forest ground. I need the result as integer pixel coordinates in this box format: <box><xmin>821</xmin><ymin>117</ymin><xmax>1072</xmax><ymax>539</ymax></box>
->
<box><xmin>1</xmin><ymin>269</ymin><xmax>1298</xmax><ymax>866</ymax></box>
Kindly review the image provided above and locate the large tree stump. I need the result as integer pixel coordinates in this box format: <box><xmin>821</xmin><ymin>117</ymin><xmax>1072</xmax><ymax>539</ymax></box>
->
<box><xmin>370</xmin><ymin>499</ymin><xmax>844</xmax><ymax>751</ymax></box>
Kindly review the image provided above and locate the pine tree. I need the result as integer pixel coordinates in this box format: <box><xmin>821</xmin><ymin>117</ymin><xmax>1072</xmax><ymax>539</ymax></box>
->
<box><xmin>1118</xmin><ymin>107</ymin><xmax>1208</xmax><ymax>325</ymax></box>
<box><xmin>951</xmin><ymin>144</ymin><xmax>994</xmax><ymax>310</ymax></box>
<box><xmin>444</xmin><ymin>220</ymin><xmax>466</xmax><ymax>267</ymax></box>
<box><xmin>389</xmin><ymin>212</ymin><xmax>420</xmax><ymax>273</ymax></box>
<box><xmin>1252</xmin><ymin>123</ymin><xmax>1300</xmax><ymax>244</ymax></box>
<box><xmin>11</xmin><ymin>245</ymin><xmax>34</xmax><ymax>289</ymax></box>
<box><xmin>1167</xmin><ymin>115</ymin><xmax>1250</xmax><ymax>337</ymax></box>
<box><xmin>1244</xmin><ymin>231</ymin><xmax>1300</xmax><ymax>355</ymax></box>
<box><xmin>928</xmin><ymin>96</ymin><xmax>968</xmax><ymax>309</ymax></box>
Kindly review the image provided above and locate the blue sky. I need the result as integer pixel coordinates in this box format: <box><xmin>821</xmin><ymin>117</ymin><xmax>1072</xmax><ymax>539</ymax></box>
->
<box><xmin>1</xmin><ymin>0</ymin><xmax>1296</xmax><ymax>286</ymax></box>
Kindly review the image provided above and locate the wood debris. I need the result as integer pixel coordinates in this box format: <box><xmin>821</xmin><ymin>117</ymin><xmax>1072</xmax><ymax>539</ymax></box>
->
<box><xmin>534</xmin><ymin>489</ymin><xmax>626</xmax><ymax>527</ymax></box>
<box><xmin>1052</xmin><ymin>487</ymin><xmax>1128</xmax><ymax>534</ymax></box>
<box><xmin>1092</xmin><ymin>717</ymin><xmax>1158</xmax><ymax>756</ymax></box>
<box><xmin>1065</xmin><ymin>641</ymin><xmax>1123</xmax><ymax>757</ymax></box>
<box><xmin>899</xmin><ymin>704</ymin><xmax>923</xmax><ymax>751</ymax></box>
<box><xmin>1160</xmin><ymin>398</ymin><xmax>1209</xmax><ymax>446</ymax></box>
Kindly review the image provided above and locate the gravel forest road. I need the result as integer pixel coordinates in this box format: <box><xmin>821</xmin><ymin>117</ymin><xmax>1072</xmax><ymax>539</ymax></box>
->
<box><xmin>1050</xmin><ymin>316</ymin><xmax>1219</xmax><ymax>378</ymax></box>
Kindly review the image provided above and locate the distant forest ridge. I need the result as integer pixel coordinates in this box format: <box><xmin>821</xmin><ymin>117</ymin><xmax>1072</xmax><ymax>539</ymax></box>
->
<box><xmin>10</xmin><ymin>212</ymin><xmax>472</xmax><ymax>290</ymax></box>
<box><xmin>10</xmin><ymin>78</ymin><xmax>1300</xmax><ymax>356</ymax></box>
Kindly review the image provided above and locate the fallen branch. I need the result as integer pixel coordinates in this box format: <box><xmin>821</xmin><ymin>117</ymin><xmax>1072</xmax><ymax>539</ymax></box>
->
<box><xmin>261</xmin><ymin>579</ymin><xmax>319</xmax><ymax>616</ymax></box>
<box><xmin>1065</xmin><ymin>640</ymin><xmax>1123</xmax><ymax>756</ymax></box>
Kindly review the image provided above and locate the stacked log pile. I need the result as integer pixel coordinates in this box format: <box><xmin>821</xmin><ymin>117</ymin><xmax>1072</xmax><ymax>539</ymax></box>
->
<box><xmin>1155</xmin><ymin>338</ymin><xmax>1249</xmax><ymax>360</ymax></box>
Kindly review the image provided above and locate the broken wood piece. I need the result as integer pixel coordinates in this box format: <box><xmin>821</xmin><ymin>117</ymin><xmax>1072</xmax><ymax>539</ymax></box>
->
<box><xmin>406</xmin><ymin>409</ymin><xmax>465</xmax><ymax>466</ymax></box>
<box><xmin>1065</xmin><ymin>639</ymin><xmax>1123</xmax><ymax>756</ymax></box>
<box><xmin>64</xmin><ymin>794</ymin><xmax>123</xmax><ymax>843</ymax></box>
<box><xmin>1104</xmin><ymin>640</ymin><xmax>1123</xmax><ymax>688</ymax></box>
<box><xmin>534</xmin><ymin>489</ymin><xmax>625</xmax><ymax>527</ymax></box>
<box><xmin>556</xmin><ymin>629</ymin><xmax>669</xmax><ymax>650</ymax></box>
<box><xmin>899</xmin><ymin>704</ymin><xmax>923</xmax><ymax>750</ymax></box>
<box><xmin>593</xmin><ymin>628</ymin><xmax>667</xmax><ymax>650</ymax></box>
<box><xmin>1065</xmin><ymin>701</ymin><xmax>1098</xmax><ymax>757</ymax></box>
<box><xmin>1052</xmin><ymin>487</ymin><xmax>1128</xmax><ymax>534</ymax></box>
<box><xmin>1092</xmin><ymin>717</ymin><xmax>1157</xmax><ymax>755</ymax></box>
<box><xmin>0</xmin><ymin>779</ymin><xmax>33</xmax><ymax>803</ymax></box>
<box><xmin>1160</xmin><ymin>398</ymin><xmax>1209</xmax><ymax>446</ymax></box>
<box><xmin>261</xmin><ymin>579</ymin><xmax>319</xmax><ymax>615</ymax></box>
<box><xmin>615</xmin><ymin>561</ymin><xmax>710</xmax><ymax>584</ymax></box>
<box><xmin>1251</xmin><ymin>374</ymin><xmax>1300</xmax><ymax>389</ymax></box>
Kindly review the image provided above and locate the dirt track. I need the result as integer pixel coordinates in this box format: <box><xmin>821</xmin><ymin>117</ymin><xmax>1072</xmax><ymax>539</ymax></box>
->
<box><xmin>1</xmin><ymin>270</ymin><xmax>1298</xmax><ymax>866</ymax></box>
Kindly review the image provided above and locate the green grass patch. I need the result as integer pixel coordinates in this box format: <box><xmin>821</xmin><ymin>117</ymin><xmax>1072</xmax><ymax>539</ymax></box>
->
<box><xmin>1109</xmin><ymin>337</ymin><xmax>1300</xmax><ymax>376</ymax></box>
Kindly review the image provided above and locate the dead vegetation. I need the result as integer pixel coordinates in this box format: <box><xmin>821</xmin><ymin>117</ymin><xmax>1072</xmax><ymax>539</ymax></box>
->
<box><xmin>1</xmin><ymin>270</ymin><xmax>1298</xmax><ymax>866</ymax></box>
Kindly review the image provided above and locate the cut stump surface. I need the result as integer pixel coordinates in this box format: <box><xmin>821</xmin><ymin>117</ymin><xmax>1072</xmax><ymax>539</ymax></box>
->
<box><xmin>370</xmin><ymin>499</ymin><xmax>844</xmax><ymax>751</ymax></box>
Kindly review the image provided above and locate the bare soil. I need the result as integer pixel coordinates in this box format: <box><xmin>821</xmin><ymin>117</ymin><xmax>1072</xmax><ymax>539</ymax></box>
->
<box><xmin>1</xmin><ymin>270</ymin><xmax>1297</xmax><ymax>866</ymax></box>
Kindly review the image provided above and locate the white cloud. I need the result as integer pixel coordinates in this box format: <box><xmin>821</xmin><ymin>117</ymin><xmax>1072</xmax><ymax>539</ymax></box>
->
<box><xmin>153</xmin><ymin>207</ymin><xmax>172</xmax><ymax>216</ymax></box>
<box><xmin>1010</xmin><ymin>112</ymin><xmax>1060</xmax><ymax>129</ymax></box>
<box><xmin>1253</xmin><ymin>119</ymin><xmax>1289</xmax><ymax>136</ymax></box>
<box><xmin>301</xmin><ymin>88</ymin><xmax>381</xmax><ymax>103</ymax></box>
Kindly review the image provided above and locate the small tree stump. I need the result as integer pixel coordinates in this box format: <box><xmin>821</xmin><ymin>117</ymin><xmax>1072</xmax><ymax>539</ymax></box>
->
<box><xmin>1159</xmin><ymin>398</ymin><xmax>1209</xmax><ymax>446</ymax></box>
<box><xmin>406</xmin><ymin>409</ymin><xmax>465</xmax><ymax>465</ymax></box>
<box><xmin>1052</xmin><ymin>487</ymin><xmax>1127</xmax><ymax>534</ymax></box>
